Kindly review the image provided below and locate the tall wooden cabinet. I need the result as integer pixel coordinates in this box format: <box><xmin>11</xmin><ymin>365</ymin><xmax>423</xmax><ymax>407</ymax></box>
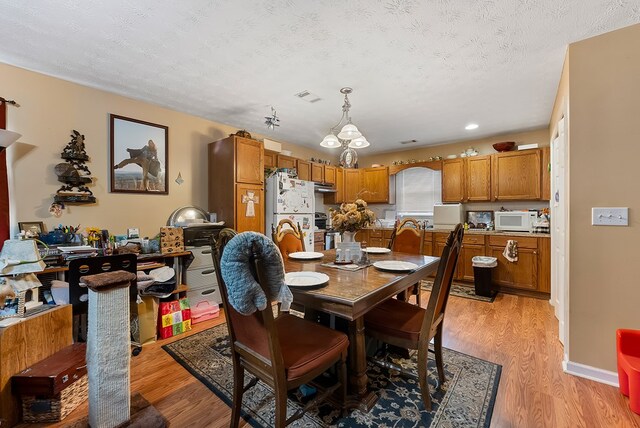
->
<box><xmin>344</xmin><ymin>169</ymin><xmax>361</xmax><ymax>202</ymax></box>
<box><xmin>360</xmin><ymin>166</ymin><xmax>389</xmax><ymax>203</ymax></box>
<box><xmin>208</xmin><ymin>136</ymin><xmax>264</xmax><ymax>233</ymax></box>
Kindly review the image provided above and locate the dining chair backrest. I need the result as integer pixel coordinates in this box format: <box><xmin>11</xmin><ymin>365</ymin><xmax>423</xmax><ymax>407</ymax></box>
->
<box><xmin>272</xmin><ymin>219</ymin><xmax>305</xmax><ymax>257</ymax></box>
<box><xmin>389</xmin><ymin>218</ymin><xmax>423</xmax><ymax>254</ymax></box>
<box><xmin>210</xmin><ymin>228</ymin><xmax>285</xmax><ymax>371</ymax></box>
<box><xmin>420</xmin><ymin>223</ymin><xmax>463</xmax><ymax>345</ymax></box>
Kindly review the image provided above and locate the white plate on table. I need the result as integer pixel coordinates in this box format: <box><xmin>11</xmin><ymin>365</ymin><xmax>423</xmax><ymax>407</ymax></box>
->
<box><xmin>365</xmin><ymin>247</ymin><xmax>391</xmax><ymax>254</ymax></box>
<box><xmin>285</xmin><ymin>272</ymin><xmax>330</xmax><ymax>287</ymax></box>
<box><xmin>288</xmin><ymin>251</ymin><xmax>324</xmax><ymax>260</ymax></box>
<box><xmin>373</xmin><ymin>261</ymin><xmax>419</xmax><ymax>272</ymax></box>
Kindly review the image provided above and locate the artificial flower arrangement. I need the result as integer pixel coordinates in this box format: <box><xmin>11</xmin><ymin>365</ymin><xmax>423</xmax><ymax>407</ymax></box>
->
<box><xmin>329</xmin><ymin>199</ymin><xmax>376</xmax><ymax>234</ymax></box>
<box><xmin>84</xmin><ymin>227</ymin><xmax>102</xmax><ymax>245</ymax></box>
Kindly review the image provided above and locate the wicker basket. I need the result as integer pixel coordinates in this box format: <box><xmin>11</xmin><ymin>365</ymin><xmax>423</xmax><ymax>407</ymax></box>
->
<box><xmin>21</xmin><ymin>374</ymin><xmax>88</xmax><ymax>423</ymax></box>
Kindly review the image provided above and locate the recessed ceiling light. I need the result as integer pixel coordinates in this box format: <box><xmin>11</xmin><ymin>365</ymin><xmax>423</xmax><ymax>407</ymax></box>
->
<box><xmin>465</xmin><ymin>123</ymin><xmax>479</xmax><ymax>130</ymax></box>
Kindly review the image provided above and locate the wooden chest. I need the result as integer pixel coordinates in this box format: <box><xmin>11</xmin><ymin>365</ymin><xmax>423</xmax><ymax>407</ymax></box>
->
<box><xmin>12</xmin><ymin>343</ymin><xmax>86</xmax><ymax>396</ymax></box>
<box><xmin>12</xmin><ymin>343</ymin><xmax>87</xmax><ymax>422</ymax></box>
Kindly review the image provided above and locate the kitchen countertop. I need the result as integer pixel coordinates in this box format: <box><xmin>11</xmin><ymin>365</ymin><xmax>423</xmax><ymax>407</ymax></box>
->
<box><xmin>363</xmin><ymin>226</ymin><xmax>550</xmax><ymax>238</ymax></box>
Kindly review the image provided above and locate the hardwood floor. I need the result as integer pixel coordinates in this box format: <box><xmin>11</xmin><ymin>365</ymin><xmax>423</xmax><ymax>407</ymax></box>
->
<box><xmin>26</xmin><ymin>294</ymin><xmax>640</xmax><ymax>428</ymax></box>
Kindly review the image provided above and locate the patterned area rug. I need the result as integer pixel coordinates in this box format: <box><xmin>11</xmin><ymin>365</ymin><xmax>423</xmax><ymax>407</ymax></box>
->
<box><xmin>163</xmin><ymin>323</ymin><xmax>501</xmax><ymax>427</ymax></box>
<box><xmin>421</xmin><ymin>280</ymin><xmax>496</xmax><ymax>303</ymax></box>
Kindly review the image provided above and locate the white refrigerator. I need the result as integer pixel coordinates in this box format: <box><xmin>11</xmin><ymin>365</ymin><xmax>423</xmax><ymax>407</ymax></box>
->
<box><xmin>265</xmin><ymin>172</ymin><xmax>315</xmax><ymax>250</ymax></box>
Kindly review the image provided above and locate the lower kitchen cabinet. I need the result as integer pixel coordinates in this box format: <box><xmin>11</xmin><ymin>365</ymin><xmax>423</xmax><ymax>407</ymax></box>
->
<box><xmin>458</xmin><ymin>244</ymin><xmax>485</xmax><ymax>281</ymax></box>
<box><xmin>488</xmin><ymin>246</ymin><xmax>538</xmax><ymax>291</ymax></box>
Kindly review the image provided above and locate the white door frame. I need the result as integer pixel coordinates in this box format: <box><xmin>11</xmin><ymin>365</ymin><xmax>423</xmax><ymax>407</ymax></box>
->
<box><xmin>550</xmin><ymin>102</ymin><xmax>570</xmax><ymax>364</ymax></box>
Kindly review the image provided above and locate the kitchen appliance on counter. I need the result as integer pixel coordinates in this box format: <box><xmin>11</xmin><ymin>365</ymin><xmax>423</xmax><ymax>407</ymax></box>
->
<box><xmin>315</xmin><ymin>212</ymin><xmax>328</xmax><ymax>229</ymax></box>
<box><xmin>266</xmin><ymin>172</ymin><xmax>315</xmax><ymax>249</ymax></box>
<box><xmin>494</xmin><ymin>211</ymin><xmax>538</xmax><ymax>232</ymax></box>
<box><xmin>433</xmin><ymin>204</ymin><xmax>464</xmax><ymax>230</ymax></box>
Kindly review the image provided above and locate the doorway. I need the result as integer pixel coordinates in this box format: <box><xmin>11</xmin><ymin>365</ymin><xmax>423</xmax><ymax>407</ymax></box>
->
<box><xmin>551</xmin><ymin>113</ymin><xmax>569</xmax><ymax>361</ymax></box>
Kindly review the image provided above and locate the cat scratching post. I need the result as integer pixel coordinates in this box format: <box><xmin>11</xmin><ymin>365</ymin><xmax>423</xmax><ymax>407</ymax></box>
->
<box><xmin>81</xmin><ymin>271</ymin><xmax>137</xmax><ymax>428</ymax></box>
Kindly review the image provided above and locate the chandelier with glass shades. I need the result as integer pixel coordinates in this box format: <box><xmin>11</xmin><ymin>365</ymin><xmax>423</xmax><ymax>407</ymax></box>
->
<box><xmin>320</xmin><ymin>87</ymin><xmax>369</xmax><ymax>168</ymax></box>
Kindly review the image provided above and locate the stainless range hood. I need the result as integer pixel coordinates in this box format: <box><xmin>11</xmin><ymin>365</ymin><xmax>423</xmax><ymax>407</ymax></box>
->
<box><xmin>314</xmin><ymin>183</ymin><xmax>337</xmax><ymax>193</ymax></box>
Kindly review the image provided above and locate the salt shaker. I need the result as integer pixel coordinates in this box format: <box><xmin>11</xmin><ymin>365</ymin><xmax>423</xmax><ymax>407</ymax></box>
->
<box><xmin>360</xmin><ymin>242</ymin><xmax>369</xmax><ymax>265</ymax></box>
<box><xmin>336</xmin><ymin>248</ymin><xmax>342</xmax><ymax>262</ymax></box>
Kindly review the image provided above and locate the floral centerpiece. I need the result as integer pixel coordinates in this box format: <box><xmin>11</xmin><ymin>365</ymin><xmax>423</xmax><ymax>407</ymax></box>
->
<box><xmin>330</xmin><ymin>199</ymin><xmax>376</xmax><ymax>242</ymax></box>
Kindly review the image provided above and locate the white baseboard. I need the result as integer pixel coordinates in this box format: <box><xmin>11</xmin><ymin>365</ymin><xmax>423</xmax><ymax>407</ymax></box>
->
<box><xmin>564</xmin><ymin>360</ymin><xmax>619</xmax><ymax>387</ymax></box>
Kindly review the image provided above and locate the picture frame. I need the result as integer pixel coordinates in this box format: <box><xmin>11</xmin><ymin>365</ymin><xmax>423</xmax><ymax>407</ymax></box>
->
<box><xmin>18</xmin><ymin>221</ymin><xmax>46</xmax><ymax>234</ymax></box>
<box><xmin>466</xmin><ymin>211</ymin><xmax>494</xmax><ymax>229</ymax></box>
<box><xmin>110</xmin><ymin>114</ymin><xmax>169</xmax><ymax>194</ymax></box>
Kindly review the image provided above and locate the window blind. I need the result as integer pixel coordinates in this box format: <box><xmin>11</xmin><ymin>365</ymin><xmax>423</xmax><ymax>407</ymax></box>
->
<box><xmin>396</xmin><ymin>167</ymin><xmax>442</xmax><ymax>214</ymax></box>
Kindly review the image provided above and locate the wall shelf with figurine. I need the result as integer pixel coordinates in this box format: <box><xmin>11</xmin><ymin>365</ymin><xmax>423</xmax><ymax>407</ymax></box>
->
<box><xmin>52</xmin><ymin>130</ymin><xmax>96</xmax><ymax>207</ymax></box>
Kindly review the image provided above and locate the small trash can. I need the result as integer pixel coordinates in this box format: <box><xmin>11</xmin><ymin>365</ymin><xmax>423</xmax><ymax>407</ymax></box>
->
<box><xmin>472</xmin><ymin>256</ymin><xmax>498</xmax><ymax>297</ymax></box>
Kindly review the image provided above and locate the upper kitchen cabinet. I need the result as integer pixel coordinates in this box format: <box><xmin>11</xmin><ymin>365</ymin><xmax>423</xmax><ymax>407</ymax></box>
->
<box><xmin>324</xmin><ymin>167</ymin><xmax>345</xmax><ymax>205</ymax></box>
<box><xmin>235</xmin><ymin>137</ymin><xmax>264</xmax><ymax>184</ymax></box>
<box><xmin>465</xmin><ymin>155</ymin><xmax>491</xmax><ymax>201</ymax></box>
<box><xmin>442</xmin><ymin>158</ymin><xmax>466</xmax><ymax>202</ymax></box>
<box><xmin>541</xmin><ymin>147</ymin><xmax>551</xmax><ymax>200</ymax></box>
<box><xmin>344</xmin><ymin>169</ymin><xmax>362</xmax><ymax>202</ymax></box>
<box><xmin>492</xmin><ymin>150</ymin><xmax>541</xmax><ymax>200</ymax></box>
<box><xmin>324</xmin><ymin>165</ymin><xmax>336</xmax><ymax>185</ymax></box>
<box><xmin>264</xmin><ymin>150</ymin><xmax>277</xmax><ymax>168</ymax></box>
<box><xmin>360</xmin><ymin>166</ymin><xmax>389</xmax><ymax>203</ymax></box>
<box><xmin>276</xmin><ymin>154</ymin><xmax>296</xmax><ymax>170</ymax></box>
<box><xmin>296</xmin><ymin>159</ymin><xmax>311</xmax><ymax>181</ymax></box>
<box><xmin>311</xmin><ymin>162</ymin><xmax>324</xmax><ymax>183</ymax></box>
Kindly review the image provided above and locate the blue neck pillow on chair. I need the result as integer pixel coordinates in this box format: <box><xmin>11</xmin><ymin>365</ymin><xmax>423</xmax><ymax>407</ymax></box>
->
<box><xmin>220</xmin><ymin>231</ymin><xmax>293</xmax><ymax>315</ymax></box>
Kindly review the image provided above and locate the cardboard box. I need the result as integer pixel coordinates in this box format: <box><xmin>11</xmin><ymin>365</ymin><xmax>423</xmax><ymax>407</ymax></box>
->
<box><xmin>160</xmin><ymin>227</ymin><xmax>184</xmax><ymax>254</ymax></box>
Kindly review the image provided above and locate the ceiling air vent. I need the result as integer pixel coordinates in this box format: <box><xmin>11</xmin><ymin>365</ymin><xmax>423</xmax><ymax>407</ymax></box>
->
<box><xmin>294</xmin><ymin>90</ymin><xmax>322</xmax><ymax>103</ymax></box>
<box><xmin>400</xmin><ymin>139</ymin><xmax>418</xmax><ymax>145</ymax></box>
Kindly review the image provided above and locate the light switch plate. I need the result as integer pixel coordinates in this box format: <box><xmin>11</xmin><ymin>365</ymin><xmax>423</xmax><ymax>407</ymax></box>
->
<box><xmin>591</xmin><ymin>207</ymin><xmax>629</xmax><ymax>226</ymax></box>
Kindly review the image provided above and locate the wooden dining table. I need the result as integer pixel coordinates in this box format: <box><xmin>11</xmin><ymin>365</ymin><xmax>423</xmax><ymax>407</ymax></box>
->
<box><xmin>283</xmin><ymin>248</ymin><xmax>439</xmax><ymax>410</ymax></box>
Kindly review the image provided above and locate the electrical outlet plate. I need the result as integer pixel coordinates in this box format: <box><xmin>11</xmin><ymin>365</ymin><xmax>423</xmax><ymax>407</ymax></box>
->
<box><xmin>591</xmin><ymin>207</ymin><xmax>629</xmax><ymax>226</ymax></box>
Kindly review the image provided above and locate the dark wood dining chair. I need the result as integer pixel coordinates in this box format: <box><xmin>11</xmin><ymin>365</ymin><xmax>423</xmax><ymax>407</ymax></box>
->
<box><xmin>210</xmin><ymin>228</ymin><xmax>348</xmax><ymax>427</ymax></box>
<box><xmin>388</xmin><ymin>218</ymin><xmax>424</xmax><ymax>305</ymax></box>
<box><xmin>365</xmin><ymin>223</ymin><xmax>463</xmax><ymax>411</ymax></box>
<box><xmin>272</xmin><ymin>219</ymin><xmax>306</xmax><ymax>258</ymax></box>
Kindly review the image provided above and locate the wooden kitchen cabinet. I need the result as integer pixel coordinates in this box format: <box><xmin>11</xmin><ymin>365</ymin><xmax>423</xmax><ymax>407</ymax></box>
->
<box><xmin>236</xmin><ymin>137</ymin><xmax>264</xmax><ymax>184</ymax></box>
<box><xmin>442</xmin><ymin>158</ymin><xmax>466</xmax><ymax>202</ymax></box>
<box><xmin>422</xmin><ymin>232</ymin><xmax>434</xmax><ymax>256</ymax></box>
<box><xmin>465</xmin><ymin>155</ymin><xmax>491</xmax><ymax>201</ymax></box>
<box><xmin>492</xmin><ymin>149</ymin><xmax>541</xmax><ymax>200</ymax></box>
<box><xmin>324</xmin><ymin>167</ymin><xmax>345</xmax><ymax>204</ymax></box>
<box><xmin>296</xmin><ymin>159</ymin><xmax>311</xmax><ymax>181</ymax></box>
<box><xmin>209</xmin><ymin>135</ymin><xmax>264</xmax><ymax>233</ymax></box>
<box><xmin>344</xmin><ymin>169</ymin><xmax>361</xmax><ymax>202</ymax></box>
<box><xmin>276</xmin><ymin>154</ymin><xmax>296</xmax><ymax>170</ymax></box>
<box><xmin>311</xmin><ymin>163</ymin><xmax>324</xmax><ymax>183</ymax></box>
<box><xmin>360</xmin><ymin>166</ymin><xmax>389</xmax><ymax>203</ymax></box>
<box><xmin>264</xmin><ymin>150</ymin><xmax>277</xmax><ymax>168</ymax></box>
<box><xmin>458</xmin><ymin>244</ymin><xmax>485</xmax><ymax>281</ymax></box>
<box><xmin>324</xmin><ymin>165</ymin><xmax>336</xmax><ymax>185</ymax></box>
<box><xmin>489</xmin><ymin>246</ymin><xmax>538</xmax><ymax>291</ymax></box>
<box><xmin>541</xmin><ymin>147</ymin><xmax>551</xmax><ymax>200</ymax></box>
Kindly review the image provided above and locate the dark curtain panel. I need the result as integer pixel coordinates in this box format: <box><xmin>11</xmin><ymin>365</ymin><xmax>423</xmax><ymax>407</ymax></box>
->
<box><xmin>0</xmin><ymin>102</ymin><xmax>10</xmax><ymax>249</ymax></box>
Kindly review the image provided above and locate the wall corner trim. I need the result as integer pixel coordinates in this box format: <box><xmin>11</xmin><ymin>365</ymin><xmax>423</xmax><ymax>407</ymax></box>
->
<box><xmin>564</xmin><ymin>360</ymin><xmax>619</xmax><ymax>387</ymax></box>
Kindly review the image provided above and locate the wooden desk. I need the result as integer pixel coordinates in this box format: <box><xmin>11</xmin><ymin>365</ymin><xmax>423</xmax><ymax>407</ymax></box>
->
<box><xmin>283</xmin><ymin>250</ymin><xmax>439</xmax><ymax>410</ymax></box>
<box><xmin>0</xmin><ymin>305</ymin><xmax>73</xmax><ymax>427</ymax></box>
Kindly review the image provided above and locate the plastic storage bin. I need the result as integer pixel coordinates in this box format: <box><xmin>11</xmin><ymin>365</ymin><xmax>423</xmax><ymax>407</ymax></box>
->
<box><xmin>472</xmin><ymin>256</ymin><xmax>498</xmax><ymax>297</ymax></box>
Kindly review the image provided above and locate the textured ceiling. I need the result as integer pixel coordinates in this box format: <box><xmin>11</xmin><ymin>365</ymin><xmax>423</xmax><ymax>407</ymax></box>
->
<box><xmin>0</xmin><ymin>1</ymin><xmax>638</xmax><ymax>154</ymax></box>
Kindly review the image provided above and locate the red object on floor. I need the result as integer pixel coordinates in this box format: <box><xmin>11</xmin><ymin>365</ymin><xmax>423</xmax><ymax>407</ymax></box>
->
<box><xmin>617</xmin><ymin>329</ymin><xmax>640</xmax><ymax>414</ymax></box>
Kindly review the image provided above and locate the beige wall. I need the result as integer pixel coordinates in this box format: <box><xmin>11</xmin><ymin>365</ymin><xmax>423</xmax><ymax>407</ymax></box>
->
<box><xmin>359</xmin><ymin>128</ymin><xmax>549</xmax><ymax>168</ymax></box>
<box><xmin>1</xmin><ymin>63</ymin><xmax>330</xmax><ymax>237</ymax></box>
<box><xmin>567</xmin><ymin>23</ymin><xmax>640</xmax><ymax>371</ymax></box>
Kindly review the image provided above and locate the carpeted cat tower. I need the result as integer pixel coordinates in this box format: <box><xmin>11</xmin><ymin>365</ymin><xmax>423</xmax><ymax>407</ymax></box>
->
<box><xmin>81</xmin><ymin>271</ymin><xmax>136</xmax><ymax>428</ymax></box>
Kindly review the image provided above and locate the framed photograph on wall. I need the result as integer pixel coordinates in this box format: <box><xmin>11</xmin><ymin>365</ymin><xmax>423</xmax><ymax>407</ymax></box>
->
<box><xmin>110</xmin><ymin>114</ymin><xmax>169</xmax><ymax>194</ymax></box>
<box><xmin>18</xmin><ymin>221</ymin><xmax>46</xmax><ymax>234</ymax></box>
<box><xmin>466</xmin><ymin>211</ymin><xmax>494</xmax><ymax>229</ymax></box>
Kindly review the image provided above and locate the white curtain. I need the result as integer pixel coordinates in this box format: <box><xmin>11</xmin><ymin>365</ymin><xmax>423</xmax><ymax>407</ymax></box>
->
<box><xmin>396</xmin><ymin>167</ymin><xmax>442</xmax><ymax>215</ymax></box>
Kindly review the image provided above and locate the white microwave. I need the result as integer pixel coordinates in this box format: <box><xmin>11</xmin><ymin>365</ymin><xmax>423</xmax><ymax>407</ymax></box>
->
<box><xmin>494</xmin><ymin>211</ymin><xmax>537</xmax><ymax>232</ymax></box>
